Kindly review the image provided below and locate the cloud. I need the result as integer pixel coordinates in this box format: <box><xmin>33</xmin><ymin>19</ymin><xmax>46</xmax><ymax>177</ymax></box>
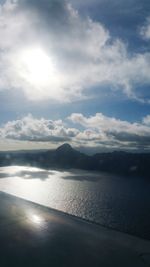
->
<box><xmin>1</xmin><ymin>113</ymin><xmax>150</xmax><ymax>152</ymax></box>
<box><xmin>142</xmin><ymin>115</ymin><xmax>150</xmax><ymax>126</ymax></box>
<box><xmin>0</xmin><ymin>114</ymin><xmax>79</xmax><ymax>142</ymax></box>
<box><xmin>0</xmin><ymin>0</ymin><xmax>149</xmax><ymax>102</ymax></box>
<box><xmin>68</xmin><ymin>113</ymin><xmax>150</xmax><ymax>150</ymax></box>
<box><xmin>140</xmin><ymin>17</ymin><xmax>150</xmax><ymax>40</ymax></box>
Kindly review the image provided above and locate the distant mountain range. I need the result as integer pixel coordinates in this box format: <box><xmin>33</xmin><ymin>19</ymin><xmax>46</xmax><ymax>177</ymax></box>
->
<box><xmin>0</xmin><ymin>143</ymin><xmax>150</xmax><ymax>177</ymax></box>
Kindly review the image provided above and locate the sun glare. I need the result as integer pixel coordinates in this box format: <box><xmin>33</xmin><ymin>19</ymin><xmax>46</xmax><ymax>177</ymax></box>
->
<box><xmin>14</xmin><ymin>46</ymin><xmax>65</xmax><ymax>100</ymax></box>
<box><xmin>30</xmin><ymin>214</ymin><xmax>44</xmax><ymax>225</ymax></box>
<box><xmin>18</xmin><ymin>47</ymin><xmax>56</xmax><ymax>86</ymax></box>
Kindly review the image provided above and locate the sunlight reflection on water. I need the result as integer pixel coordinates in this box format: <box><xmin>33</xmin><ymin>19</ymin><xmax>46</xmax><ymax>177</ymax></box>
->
<box><xmin>0</xmin><ymin>165</ymin><xmax>150</xmax><ymax>239</ymax></box>
<box><xmin>0</xmin><ymin>166</ymin><xmax>96</xmax><ymax>215</ymax></box>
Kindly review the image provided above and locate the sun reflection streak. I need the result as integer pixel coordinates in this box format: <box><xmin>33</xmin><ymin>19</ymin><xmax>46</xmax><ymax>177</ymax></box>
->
<box><xmin>30</xmin><ymin>214</ymin><xmax>44</xmax><ymax>225</ymax></box>
<box><xmin>27</xmin><ymin>211</ymin><xmax>45</xmax><ymax>227</ymax></box>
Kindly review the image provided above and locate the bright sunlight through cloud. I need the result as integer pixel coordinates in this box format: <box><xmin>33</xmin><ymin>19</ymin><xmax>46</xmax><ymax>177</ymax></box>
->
<box><xmin>19</xmin><ymin>48</ymin><xmax>55</xmax><ymax>86</ymax></box>
<box><xmin>0</xmin><ymin>0</ymin><xmax>150</xmax><ymax>103</ymax></box>
<box><xmin>14</xmin><ymin>47</ymin><xmax>64</xmax><ymax>100</ymax></box>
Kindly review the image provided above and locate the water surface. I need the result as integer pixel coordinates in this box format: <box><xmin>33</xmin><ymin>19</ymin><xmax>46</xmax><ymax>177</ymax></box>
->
<box><xmin>0</xmin><ymin>165</ymin><xmax>150</xmax><ymax>240</ymax></box>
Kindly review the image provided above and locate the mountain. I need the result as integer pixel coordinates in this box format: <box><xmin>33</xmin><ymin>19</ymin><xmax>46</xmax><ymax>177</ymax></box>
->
<box><xmin>43</xmin><ymin>143</ymin><xmax>91</xmax><ymax>169</ymax></box>
<box><xmin>55</xmin><ymin>143</ymin><xmax>74</xmax><ymax>153</ymax></box>
<box><xmin>0</xmin><ymin>144</ymin><xmax>150</xmax><ymax>177</ymax></box>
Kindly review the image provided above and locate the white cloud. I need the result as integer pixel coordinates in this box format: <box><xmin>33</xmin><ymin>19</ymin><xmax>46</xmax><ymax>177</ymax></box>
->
<box><xmin>0</xmin><ymin>114</ymin><xmax>79</xmax><ymax>142</ymax></box>
<box><xmin>140</xmin><ymin>17</ymin><xmax>150</xmax><ymax>40</ymax></box>
<box><xmin>0</xmin><ymin>0</ymin><xmax>149</xmax><ymax>102</ymax></box>
<box><xmin>68</xmin><ymin>113</ymin><xmax>146</xmax><ymax>133</ymax></box>
<box><xmin>68</xmin><ymin>113</ymin><xmax>150</xmax><ymax>150</ymax></box>
<box><xmin>143</xmin><ymin>115</ymin><xmax>150</xmax><ymax>126</ymax></box>
<box><xmin>1</xmin><ymin>113</ymin><xmax>150</xmax><ymax>152</ymax></box>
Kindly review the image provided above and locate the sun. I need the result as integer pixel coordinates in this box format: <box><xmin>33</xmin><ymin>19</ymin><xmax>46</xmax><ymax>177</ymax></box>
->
<box><xmin>19</xmin><ymin>47</ymin><xmax>55</xmax><ymax>86</ymax></box>
<box><xmin>14</xmin><ymin>46</ymin><xmax>64</xmax><ymax>100</ymax></box>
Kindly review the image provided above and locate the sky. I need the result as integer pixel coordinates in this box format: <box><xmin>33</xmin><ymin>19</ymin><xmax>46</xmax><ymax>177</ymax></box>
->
<box><xmin>0</xmin><ymin>0</ymin><xmax>150</xmax><ymax>153</ymax></box>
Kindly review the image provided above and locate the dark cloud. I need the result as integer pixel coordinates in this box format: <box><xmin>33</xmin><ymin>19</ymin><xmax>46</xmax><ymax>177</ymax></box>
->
<box><xmin>109</xmin><ymin>131</ymin><xmax>150</xmax><ymax>143</ymax></box>
<box><xmin>19</xmin><ymin>0</ymin><xmax>71</xmax><ymax>31</ymax></box>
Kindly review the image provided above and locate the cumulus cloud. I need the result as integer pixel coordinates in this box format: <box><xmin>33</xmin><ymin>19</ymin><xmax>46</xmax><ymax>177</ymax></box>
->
<box><xmin>0</xmin><ymin>0</ymin><xmax>149</xmax><ymax>102</ymax></box>
<box><xmin>68</xmin><ymin>113</ymin><xmax>150</xmax><ymax>150</ymax></box>
<box><xmin>0</xmin><ymin>114</ymin><xmax>79</xmax><ymax>142</ymax></box>
<box><xmin>1</xmin><ymin>113</ymin><xmax>150</xmax><ymax>152</ymax></box>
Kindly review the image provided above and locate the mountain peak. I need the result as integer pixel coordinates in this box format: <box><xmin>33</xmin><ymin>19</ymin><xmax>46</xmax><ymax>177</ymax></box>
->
<box><xmin>56</xmin><ymin>143</ymin><xmax>74</xmax><ymax>153</ymax></box>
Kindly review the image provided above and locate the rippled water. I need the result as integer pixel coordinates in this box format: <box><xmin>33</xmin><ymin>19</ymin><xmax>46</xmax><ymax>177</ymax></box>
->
<box><xmin>0</xmin><ymin>165</ymin><xmax>150</xmax><ymax>239</ymax></box>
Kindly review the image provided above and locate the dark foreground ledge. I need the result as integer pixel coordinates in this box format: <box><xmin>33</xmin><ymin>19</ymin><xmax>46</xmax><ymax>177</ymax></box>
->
<box><xmin>0</xmin><ymin>192</ymin><xmax>150</xmax><ymax>267</ymax></box>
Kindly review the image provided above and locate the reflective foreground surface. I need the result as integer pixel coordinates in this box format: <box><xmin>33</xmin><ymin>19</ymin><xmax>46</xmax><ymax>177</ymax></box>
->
<box><xmin>0</xmin><ymin>192</ymin><xmax>150</xmax><ymax>267</ymax></box>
